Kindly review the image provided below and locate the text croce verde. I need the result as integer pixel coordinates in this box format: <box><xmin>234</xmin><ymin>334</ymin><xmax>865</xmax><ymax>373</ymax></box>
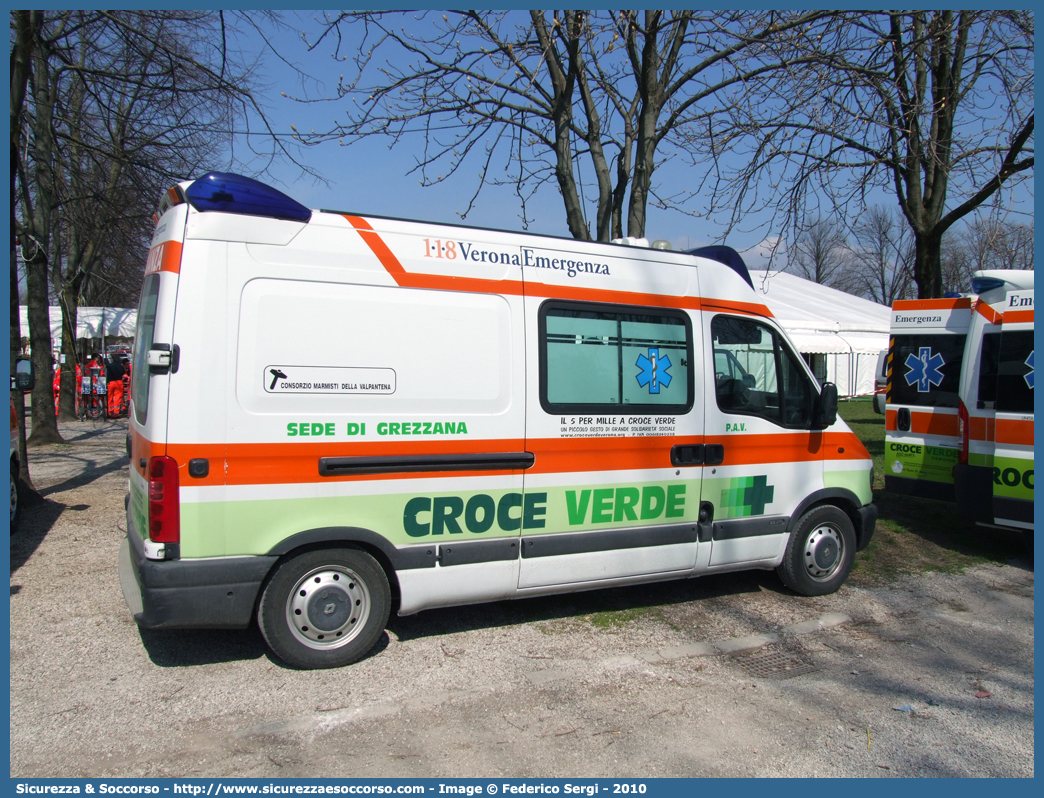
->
<box><xmin>404</xmin><ymin>483</ymin><xmax>688</xmax><ymax>537</ymax></box>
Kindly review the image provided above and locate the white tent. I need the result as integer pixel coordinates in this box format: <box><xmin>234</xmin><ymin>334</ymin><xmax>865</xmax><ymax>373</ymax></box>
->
<box><xmin>750</xmin><ymin>271</ymin><xmax>890</xmax><ymax>397</ymax></box>
<box><xmin>18</xmin><ymin>306</ymin><xmax>137</xmax><ymax>347</ymax></box>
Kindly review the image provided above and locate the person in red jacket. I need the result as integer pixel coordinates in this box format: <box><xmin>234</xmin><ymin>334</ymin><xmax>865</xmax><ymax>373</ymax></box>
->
<box><xmin>106</xmin><ymin>356</ymin><xmax>126</xmax><ymax>416</ymax></box>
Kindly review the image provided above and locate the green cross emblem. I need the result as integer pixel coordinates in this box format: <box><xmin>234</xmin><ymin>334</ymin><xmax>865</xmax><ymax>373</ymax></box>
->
<box><xmin>720</xmin><ymin>475</ymin><xmax>775</xmax><ymax>517</ymax></box>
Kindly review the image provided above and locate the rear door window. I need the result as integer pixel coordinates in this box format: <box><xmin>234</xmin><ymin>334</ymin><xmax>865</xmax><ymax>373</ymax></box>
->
<box><xmin>978</xmin><ymin>330</ymin><xmax>1034</xmax><ymax>414</ymax></box>
<box><xmin>131</xmin><ymin>275</ymin><xmax>160</xmax><ymax>425</ymax></box>
<box><xmin>889</xmin><ymin>334</ymin><xmax>967</xmax><ymax>408</ymax></box>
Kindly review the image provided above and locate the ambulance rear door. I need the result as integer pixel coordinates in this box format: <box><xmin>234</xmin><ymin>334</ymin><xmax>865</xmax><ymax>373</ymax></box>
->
<box><xmin>127</xmin><ymin>197</ymin><xmax>188</xmax><ymax>556</ymax></box>
<box><xmin>884</xmin><ymin>299</ymin><xmax>972</xmax><ymax>501</ymax></box>
<box><xmin>958</xmin><ymin>283</ymin><xmax>1034</xmax><ymax>529</ymax></box>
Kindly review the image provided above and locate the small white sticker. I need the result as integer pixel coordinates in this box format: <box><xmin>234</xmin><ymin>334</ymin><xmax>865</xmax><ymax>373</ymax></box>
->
<box><xmin>264</xmin><ymin>366</ymin><xmax>396</xmax><ymax>394</ymax></box>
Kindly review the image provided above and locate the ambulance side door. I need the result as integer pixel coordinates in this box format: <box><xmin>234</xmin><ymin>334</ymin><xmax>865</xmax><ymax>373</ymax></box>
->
<box><xmin>519</xmin><ymin>293</ymin><xmax>704</xmax><ymax>591</ymax></box>
<box><xmin>702</xmin><ymin>313</ymin><xmax>820</xmax><ymax>567</ymax></box>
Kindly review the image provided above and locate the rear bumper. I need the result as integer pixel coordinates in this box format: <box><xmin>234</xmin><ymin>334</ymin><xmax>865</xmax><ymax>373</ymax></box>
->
<box><xmin>119</xmin><ymin>526</ymin><xmax>276</xmax><ymax>630</ymax></box>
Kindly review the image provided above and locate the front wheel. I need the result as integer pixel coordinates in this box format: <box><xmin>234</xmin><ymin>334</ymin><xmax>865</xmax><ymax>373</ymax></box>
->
<box><xmin>88</xmin><ymin>395</ymin><xmax>105</xmax><ymax>419</ymax></box>
<box><xmin>776</xmin><ymin>505</ymin><xmax>856</xmax><ymax>596</ymax></box>
<box><xmin>258</xmin><ymin>547</ymin><xmax>390</xmax><ymax>669</ymax></box>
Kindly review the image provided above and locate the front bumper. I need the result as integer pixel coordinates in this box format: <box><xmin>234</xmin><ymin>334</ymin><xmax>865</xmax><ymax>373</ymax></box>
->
<box><xmin>856</xmin><ymin>503</ymin><xmax>878</xmax><ymax>551</ymax></box>
<box><xmin>119</xmin><ymin>526</ymin><xmax>276</xmax><ymax>630</ymax></box>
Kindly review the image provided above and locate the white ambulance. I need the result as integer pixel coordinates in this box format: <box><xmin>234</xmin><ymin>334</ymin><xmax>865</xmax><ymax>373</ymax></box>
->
<box><xmin>119</xmin><ymin>172</ymin><xmax>877</xmax><ymax>669</ymax></box>
<box><xmin>884</xmin><ymin>271</ymin><xmax>1034</xmax><ymax>530</ymax></box>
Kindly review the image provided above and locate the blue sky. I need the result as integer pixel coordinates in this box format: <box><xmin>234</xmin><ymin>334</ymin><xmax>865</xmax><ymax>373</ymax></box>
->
<box><xmin>221</xmin><ymin>11</ymin><xmax>1032</xmax><ymax>276</ymax></box>
<box><xmin>223</xmin><ymin>12</ymin><xmax>790</xmax><ymax>269</ymax></box>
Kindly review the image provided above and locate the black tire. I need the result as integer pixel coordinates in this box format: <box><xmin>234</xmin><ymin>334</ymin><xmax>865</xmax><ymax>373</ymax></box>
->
<box><xmin>10</xmin><ymin>464</ymin><xmax>21</xmax><ymax>532</ymax></box>
<box><xmin>258</xmin><ymin>547</ymin><xmax>390</xmax><ymax>669</ymax></box>
<box><xmin>88</xmin><ymin>395</ymin><xmax>105</xmax><ymax>419</ymax></box>
<box><xmin>776</xmin><ymin>505</ymin><xmax>856</xmax><ymax>596</ymax></box>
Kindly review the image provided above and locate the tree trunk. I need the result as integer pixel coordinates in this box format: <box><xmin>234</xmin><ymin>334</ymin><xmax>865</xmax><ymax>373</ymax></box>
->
<box><xmin>24</xmin><ymin>17</ymin><xmax>64</xmax><ymax>446</ymax></box>
<box><xmin>913</xmin><ymin>230</ymin><xmax>944</xmax><ymax>299</ymax></box>
<box><xmin>58</xmin><ymin>288</ymin><xmax>80</xmax><ymax>421</ymax></box>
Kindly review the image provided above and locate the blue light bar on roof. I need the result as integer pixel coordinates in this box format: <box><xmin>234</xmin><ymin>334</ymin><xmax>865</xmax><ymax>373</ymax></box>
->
<box><xmin>971</xmin><ymin>276</ymin><xmax>1006</xmax><ymax>294</ymax></box>
<box><xmin>185</xmin><ymin>172</ymin><xmax>312</xmax><ymax>223</ymax></box>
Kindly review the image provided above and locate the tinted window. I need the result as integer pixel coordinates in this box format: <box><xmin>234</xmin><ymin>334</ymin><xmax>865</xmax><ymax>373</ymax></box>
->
<box><xmin>712</xmin><ymin>316</ymin><xmax>812</xmax><ymax>428</ymax></box>
<box><xmin>540</xmin><ymin>302</ymin><xmax>692</xmax><ymax>414</ymax></box>
<box><xmin>979</xmin><ymin>330</ymin><xmax>1034</xmax><ymax>414</ymax></box>
<box><xmin>889</xmin><ymin>334</ymin><xmax>967</xmax><ymax>408</ymax></box>
<box><xmin>132</xmin><ymin>275</ymin><xmax>160</xmax><ymax>425</ymax></box>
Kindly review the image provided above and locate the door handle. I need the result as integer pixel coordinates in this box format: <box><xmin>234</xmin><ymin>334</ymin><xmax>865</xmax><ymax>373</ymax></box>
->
<box><xmin>897</xmin><ymin>407</ymin><xmax>911</xmax><ymax>432</ymax></box>
<box><xmin>670</xmin><ymin>444</ymin><xmax>704</xmax><ymax>466</ymax></box>
<box><xmin>704</xmin><ymin>444</ymin><xmax>724</xmax><ymax>465</ymax></box>
<box><xmin>670</xmin><ymin>444</ymin><xmax>725</xmax><ymax>466</ymax></box>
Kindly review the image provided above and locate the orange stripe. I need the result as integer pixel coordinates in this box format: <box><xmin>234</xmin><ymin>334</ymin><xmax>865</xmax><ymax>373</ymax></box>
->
<box><xmin>968</xmin><ymin>416</ymin><xmax>992</xmax><ymax>443</ymax></box>
<box><xmin>344</xmin><ymin>214</ymin><xmax>773</xmax><ymax>318</ymax></box>
<box><xmin>1003</xmin><ymin>309</ymin><xmax>1034</xmax><ymax>324</ymax></box>
<box><xmin>995</xmin><ymin>418</ymin><xmax>1034</xmax><ymax>446</ymax></box>
<box><xmin>346</xmin><ymin>215</ymin><xmax>525</xmax><ymax>296</ymax></box>
<box><xmin>153</xmin><ymin>431</ymin><xmax>869</xmax><ymax>489</ymax></box>
<box><xmin>975</xmin><ymin>299</ymin><xmax>1002</xmax><ymax>325</ymax></box>
<box><xmin>130</xmin><ymin>426</ymin><xmax>166</xmax><ymax>478</ymax></box>
<box><xmin>893</xmin><ymin>298</ymin><xmax>972</xmax><ymax>311</ymax></box>
<box><xmin>885</xmin><ymin>407</ymin><xmax>959</xmax><ymax>437</ymax></box>
<box><xmin>720</xmin><ymin>431</ymin><xmax>870</xmax><ymax>464</ymax></box>
<box><xmin>144</xmin><ymin>240</ymin><xmax>183</xmax><ymax>276</ymax></box>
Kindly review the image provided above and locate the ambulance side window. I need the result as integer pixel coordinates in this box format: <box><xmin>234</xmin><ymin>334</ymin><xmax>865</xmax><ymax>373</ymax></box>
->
<box><xmin>711</xmin><ymin>316</ymin><xmax>813</xmax><ymax>428</ymax></box>
<box><xmin>889</xmin><ymin>334</ymin><xmax>966</xmax><ymax>408</ymax></box>
<box><xmin>539</xmin><ymin>301</ymin><xmax>692</xmax><ymax>414</ymax></box>
<box><xmin>131</xmin><ymin>275</ymin><xmax>160</xmax><ymax>425</ymax></box>
<box><xmin>978</xmin><ymin>331</ymin><xmax>1034</xmax><ymax>414</ymax></box>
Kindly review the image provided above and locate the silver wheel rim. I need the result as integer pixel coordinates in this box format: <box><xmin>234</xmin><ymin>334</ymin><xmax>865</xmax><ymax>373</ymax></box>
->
<box><xmin>285</xmin><ymin>564</ymin><xmax>372</xmax><ymax>651</ymax></box>
<box><xmin>803</xmin><ymin>523</ymin><xmax>845</xmax><ymax>582</ymax></box>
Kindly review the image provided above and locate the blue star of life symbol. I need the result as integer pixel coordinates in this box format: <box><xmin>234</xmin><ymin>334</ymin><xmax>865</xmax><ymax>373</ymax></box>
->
<box><xmin>1024</xmin><ymin>350</ymin><xmax>1034</xmax><ymax>390</ymax></box>
<box><xmin>904</xmin><ymin>346</ymin><xmax>945</xmax><ymax>393</ymax></box>
<box><xmin>635</xmin><ymin>348</ymin><xmax>672</xmax><ymax>394</ymax></box>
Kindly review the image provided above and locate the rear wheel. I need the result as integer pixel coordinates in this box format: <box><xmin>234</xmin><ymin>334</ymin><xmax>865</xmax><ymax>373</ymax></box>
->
<box><xmin>776</xmin><ymin>505</ymin><xmax>856</xmax><ymax>596</ymax></box>
<box><xmin>258</xmin><ymin>547</ymin><xmax>390</xmax><ymax>669</ymax></box>
<box><xmin>88</xmin><ymin>395</ymin><xmax>105</xmax><ymax>419</ymax></box>
<box><xmin>10</xmin><ymin>463</ymin><xmax>21</xmax><ymax>532</ymax></box>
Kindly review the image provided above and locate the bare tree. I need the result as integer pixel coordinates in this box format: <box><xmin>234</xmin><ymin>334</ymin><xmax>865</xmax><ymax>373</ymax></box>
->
<box><xmin>12</xmin><ymin>10</ymin><xmax>312</xmax><ymax>446</ymax></box>
<box><xmin>941</xmin><ymin>217</ymin><xmax>1034</xmax><ymax>293</ymax></box>
<box><xmin>786</xmin><ymin>218</ymin><xmax>851</xmax><ymax>289</ymax></box>
<box><xmin>850</xmin><ymin>206</ymin><xmax>914</xmax><ymax>305</ymax></box>
<box><xmin>295</xmin><ymin>10</ymin><xmax>831</xmax><ymax>241</ymax></box>
<box><xmin>964</xmin><ymin>218</ymin><xmax>1034</xmax><ymax>272</ymax></box>
<box><xmin>708</xmin><ymin>11</ymin><xmax>1033</xmax><ymax>299</ymax></box>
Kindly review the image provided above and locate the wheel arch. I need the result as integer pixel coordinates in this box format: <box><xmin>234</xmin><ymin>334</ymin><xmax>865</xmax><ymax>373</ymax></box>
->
<box><xmin>261</xmin><ymin>527</ymin><xmax>411</xmax><ymax>610</ymax></box>
<box><xmin>787</xmin><ymin>488</ymin><xmax>866</xmax><ymax>547</ymax></box>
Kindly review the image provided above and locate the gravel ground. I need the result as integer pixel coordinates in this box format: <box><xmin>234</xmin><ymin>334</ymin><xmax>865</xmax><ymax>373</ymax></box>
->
<box><xmin>9</xmin><ymin>418</ymin><xmax>1034</xmax><ymax>778</ymax></box>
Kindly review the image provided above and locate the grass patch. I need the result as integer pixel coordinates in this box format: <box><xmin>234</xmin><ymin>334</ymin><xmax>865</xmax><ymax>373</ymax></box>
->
<box><xmin>586</xmin><ymin>606</ymin><xmax>659</xmax><ymax>629</ymax></box>
<box><xmin>838</xmin><ymin>399</ymin><xmax>1028</xmax><ymax>585</ymax></box>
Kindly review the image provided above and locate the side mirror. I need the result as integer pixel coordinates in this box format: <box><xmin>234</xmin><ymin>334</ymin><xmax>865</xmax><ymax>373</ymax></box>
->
<box><xmin>14</xmin><ymin>358</ymin><xmax>35</xmax><ymax>392</ymax></box>
<box><xmin>813</xmin><ymin>382</ymin><xmax>838</xmax><ymax>429</ymax></box>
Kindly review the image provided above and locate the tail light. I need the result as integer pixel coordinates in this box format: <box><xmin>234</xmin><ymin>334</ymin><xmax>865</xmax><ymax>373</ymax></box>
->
<box><xmin>148</xmin><ymin>455</ymin><xmax>180</xmax><ymax>543</ymax></box>
<box><xmin>957</xmin><ymin>400</ymin><xmax>970</xmax><ymax>465</ymax></box>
